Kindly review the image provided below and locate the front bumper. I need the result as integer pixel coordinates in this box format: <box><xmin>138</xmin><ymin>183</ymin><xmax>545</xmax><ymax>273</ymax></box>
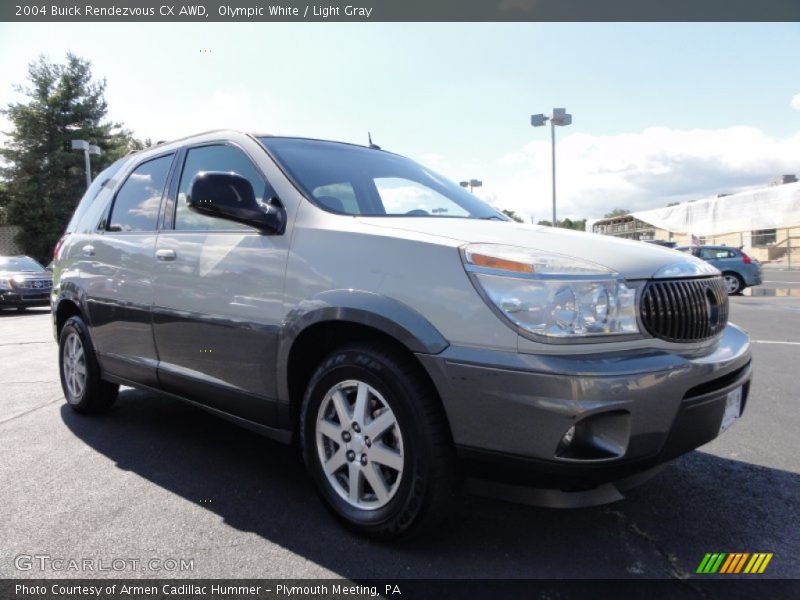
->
<box><xmin>417</xmin><ymin>324</ymin><xmax>751</xmax><ymax>489</ymax></box>
<box><xmin>0</xmin><ymin>290</ymin><xmax>50</xmax><ymax>308</ymax></box>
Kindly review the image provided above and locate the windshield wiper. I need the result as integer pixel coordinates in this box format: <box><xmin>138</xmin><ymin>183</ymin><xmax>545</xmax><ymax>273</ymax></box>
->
<box><xmin>479</xmin><ymin>215</ymin><xmax>506</xmax><ymax>221</ymax></box>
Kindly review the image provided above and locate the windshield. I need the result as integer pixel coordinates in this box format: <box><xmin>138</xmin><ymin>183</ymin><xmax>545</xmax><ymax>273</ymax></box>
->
<box><xmin>0</xmin><ymin>256</ymin><xmax>45</xmax><ymax>272</ymax></box>
<box><xmin>258</xmin><ymin>137</ymin><xmax>504</xmax><ymax>220</ymax></box>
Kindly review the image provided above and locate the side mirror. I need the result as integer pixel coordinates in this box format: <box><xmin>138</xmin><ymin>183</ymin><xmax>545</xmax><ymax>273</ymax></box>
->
<box><xmin>187</xmin><ymin>172</ymin><xmax>286</xmax><ymax>234</ymax></box>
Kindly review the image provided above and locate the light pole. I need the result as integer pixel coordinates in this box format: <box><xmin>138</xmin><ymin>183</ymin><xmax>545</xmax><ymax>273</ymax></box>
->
<box><xmin>459</xmin><ymin>179</ymin><xmax>483</xmax><ymax>194</ymax></box>
<box><xmin>531</xmin><ymin>108</ymin><xmax>572</xmax><ymax>227</ymax></box>
<box><xmin>71</xmin><ymin>140</ymin><xmax>102</xmax><ymax>189</ymax></box>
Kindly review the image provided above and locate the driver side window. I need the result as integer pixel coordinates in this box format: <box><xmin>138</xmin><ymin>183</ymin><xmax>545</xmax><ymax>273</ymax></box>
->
<box><xmin>176</xmin><ymin>145</ymin><xmax>267</xmax><ymax>231</ymax></box>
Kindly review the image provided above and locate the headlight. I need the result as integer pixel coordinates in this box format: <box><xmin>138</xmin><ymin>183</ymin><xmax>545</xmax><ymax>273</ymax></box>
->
<box><xmin>462</xmin><ymin>244</ymin><xmax>640</xmax><ymax>341</ymax></box>
<box><xmin>0</xmin><ymin>278</ymin><xmax>12</xmax><ymax>290</ymax></box>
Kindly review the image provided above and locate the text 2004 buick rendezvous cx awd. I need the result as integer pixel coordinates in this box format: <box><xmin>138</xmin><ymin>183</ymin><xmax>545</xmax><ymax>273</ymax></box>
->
<box><xmin>51</xmin><ymin>131</ymin><xmax>751</xmax><ymax>538</ymax></box>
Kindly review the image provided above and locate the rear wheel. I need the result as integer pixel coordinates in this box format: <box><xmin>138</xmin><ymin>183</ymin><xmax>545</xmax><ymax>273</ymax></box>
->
<box><xmin>300</xmin><ymin>342</ymin><xmax>458</xmax><ymax>539</ymax></box>
<box><xmin>723</xmin><ymin>272</ymin><xmax>744</xmax><ymax>295</ymax></box>
<box><xmin>59</xmin><ymin>315</ymin><xmax>118</xmax><ymax>413</ymax></box>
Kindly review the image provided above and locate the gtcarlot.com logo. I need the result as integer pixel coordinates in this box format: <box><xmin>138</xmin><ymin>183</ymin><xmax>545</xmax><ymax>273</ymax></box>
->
<box><xmin>696</xmin><ymin>552</ymin><xmax>773</xmax><ymax>574</ymax></box>
<box><xmin>14</xmin><ymin>554</ymin><xmax>194</xmax><ymax>573</ymax></box>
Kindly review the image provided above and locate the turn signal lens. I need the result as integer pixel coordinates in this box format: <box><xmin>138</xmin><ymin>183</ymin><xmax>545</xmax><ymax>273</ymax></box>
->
<box><xmin>468</xmin><ymin>253</ymin><xmax>533</xmax><ymax>273</ymax></box>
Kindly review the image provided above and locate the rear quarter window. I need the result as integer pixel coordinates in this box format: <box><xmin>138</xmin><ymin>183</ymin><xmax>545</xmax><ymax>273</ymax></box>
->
<box><xmin>66</xmin><ymin>159</ymin><xmax>127</xmax><ymax>233</ymax></box>
<box><xmin>107</xmin><ymin>154</ymin><xmax>174</xmax><ymax>232</ymax></box>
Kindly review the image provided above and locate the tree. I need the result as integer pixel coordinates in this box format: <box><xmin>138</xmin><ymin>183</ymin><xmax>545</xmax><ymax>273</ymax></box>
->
<box><xmin>501</xmin><ymin>209</ymin><xmax>524</xmax><ymax>223</ymax></box>
<box><xmin>0</xmin><ymin>181</ymin><xmax>8</xmax><ymax>224</ymax></box>
<box><xmin>562</xmin><ymin>218</ymin><xmax>586</xmax><ymax>231</ymax></box>
<box><xmin>604</xmin><ymin>208</ymin><xmax>630</xmax><ymax>218</ymax></box>
<box><xmin>0</xmin><ymin>53</ymin><xmax>138</xmax><ymax>261</ymax></box>
<box><xmin>536</xmin><ymin>218</ymin><xmax>586</xmax><ymax>231</ymax></box>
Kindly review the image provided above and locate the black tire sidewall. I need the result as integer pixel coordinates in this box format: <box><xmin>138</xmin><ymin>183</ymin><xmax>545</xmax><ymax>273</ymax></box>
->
<box><xmin>58</xmin><ymin>316</ymin><xmax>100</xmax><ymax>410</ymax></box>
<box><xmin>725</xmin><ymin>272</ymin><xmax>743</xmax><ymax>294</ymax></box>
<box><xmin>301</xmin><ymin>347</ymin><xmax>431</xmax><ymax>535</ymax></box>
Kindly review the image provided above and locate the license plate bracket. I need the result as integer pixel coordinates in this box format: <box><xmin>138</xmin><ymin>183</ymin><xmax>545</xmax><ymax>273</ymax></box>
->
<box><xmin>719</xmin><ymin>386</ymin><xmax>743</xmax><ymax>433</ymax></box>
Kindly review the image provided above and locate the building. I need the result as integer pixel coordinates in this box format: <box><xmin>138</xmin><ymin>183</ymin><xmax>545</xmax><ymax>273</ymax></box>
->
<box><xmin>591</xmin><ymin>176</ymin><xmax>800</xmax><ymax>263</ymax></box>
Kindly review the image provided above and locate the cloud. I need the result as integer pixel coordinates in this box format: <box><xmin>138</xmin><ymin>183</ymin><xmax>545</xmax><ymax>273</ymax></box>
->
<box><xmin>107</xmin><ymin>89</ymin><xmax>278</xmax><ymax>142</ymax></box>
<box><xmin>791</xmin><ymin>93</ymin><xmax>800</xmax><ymax>110</ymax></box>
<box><xmin>491</xmin><ymin>126</ymin><xmax>800</xmax><ymax>222</ymax></box>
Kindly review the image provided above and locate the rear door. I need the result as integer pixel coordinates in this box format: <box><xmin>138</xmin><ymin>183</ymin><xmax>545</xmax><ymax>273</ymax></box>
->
<box><xmin>82</xmin><ymin>152</ymin><xmax>175</xmax><ymax>386</ymax></box>
<box><xmin>151</xmin><ymin>140</ymin><xmax>291</xmax><ymax>426</ymax></box>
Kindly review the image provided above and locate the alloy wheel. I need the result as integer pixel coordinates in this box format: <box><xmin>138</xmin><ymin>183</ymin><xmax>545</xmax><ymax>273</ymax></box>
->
<box><xmin>724</xmin><ymin>274</ymin><xmax>741</xmax><ymax>294</ymax></box>
<box><xmin>63</xmin><ymin>332</ymin><xmax>87</xmax><ymax>401</ymax></box>
<box><xmin>315</xmin><ymin>379</ymin><xmax>405</xmax><ymax>510</ymax></box>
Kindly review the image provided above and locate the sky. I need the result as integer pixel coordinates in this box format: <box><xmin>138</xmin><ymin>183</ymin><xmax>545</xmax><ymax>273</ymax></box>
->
<box><xmin>1</xmin><ymin>22</ymin><xmax>799</xmax><ymax>223</ymax></box>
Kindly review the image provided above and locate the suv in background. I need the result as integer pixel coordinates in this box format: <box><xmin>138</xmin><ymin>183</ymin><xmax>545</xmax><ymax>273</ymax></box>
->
<box><xmin>0</xmin><ymin>255</ymin><xmax>52</xmax><ymax>311</ymax></box>
<box><xmin>51</xmin><ymin>131</ymin><xmax>752</xmax><ymax>538</ymax></box>
<box><xmin>677</xmin><ymin>245</ymin><xmax>762</xmax><ymax>294</ymax></box>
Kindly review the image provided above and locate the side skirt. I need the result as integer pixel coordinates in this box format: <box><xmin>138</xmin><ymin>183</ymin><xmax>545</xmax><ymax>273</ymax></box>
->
<box><xmin>102</xmin><ymin>372</ymin><xmax>293</xmax><ymax>445</ymax></box>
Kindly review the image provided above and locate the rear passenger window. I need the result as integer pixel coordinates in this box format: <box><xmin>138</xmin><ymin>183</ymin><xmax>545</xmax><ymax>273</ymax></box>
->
<box><xmin>176</xmin><ymin>145</ymin><xmax>268</xmax><ymax>231</ymax></box>
<box><xmin>107</xmin><ymin>155</ymin><xmax>173</xmax><ymax>232</ymax></box>
<box><xmin>700</xmin><ymin>248</ymin><xmax>736</xmax><ymax>260</ymax></box>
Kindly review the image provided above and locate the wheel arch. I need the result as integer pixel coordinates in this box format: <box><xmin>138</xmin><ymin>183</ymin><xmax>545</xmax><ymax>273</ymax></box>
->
<box><xmin>54</xmin><ymin>296</ymin><xmax>84</xmax><ymax>339</ymax></box>
<box><xmin>277</xmin><ymin>290</ymin><xmax>450</xmax><ymax>434</ymax></box>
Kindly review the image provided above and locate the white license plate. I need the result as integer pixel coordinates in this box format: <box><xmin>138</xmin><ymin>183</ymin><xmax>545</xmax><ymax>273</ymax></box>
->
<box><xmin>719</xmin><ymin>386</ymin><xmax>743</xmax><ymax>433</ymax></box>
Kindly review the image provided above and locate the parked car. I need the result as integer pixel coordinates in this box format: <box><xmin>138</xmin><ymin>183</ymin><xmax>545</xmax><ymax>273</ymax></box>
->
<box><xmin>0</xmin><ymin>255</ymin><xmax>52</xmax><ymax>311</ymax></box>
<box><xmin>52</xmin><ymin>131</ymin><xmax>752</xmax><ymax>538</ymax></box>
<box><xmin>644</xmin><ymin>240</ymin><xmax>677</xmax><ymax>248</ymax></box>
<box><xmin>677</xmin><ymin>245</ymin><xmax>762</xmax><ymax>294</ymax></box>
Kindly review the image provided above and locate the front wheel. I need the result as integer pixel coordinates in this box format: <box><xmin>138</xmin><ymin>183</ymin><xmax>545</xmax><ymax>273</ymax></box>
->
<box><xmin>59</xmin><ymin>315</ymin><xmax>119</xmax><ymax>413</ymax></box>
<box><xmin>300</xmin><ymin>343</ymin><xmax>458</xmax><ymax>539</ymax></box>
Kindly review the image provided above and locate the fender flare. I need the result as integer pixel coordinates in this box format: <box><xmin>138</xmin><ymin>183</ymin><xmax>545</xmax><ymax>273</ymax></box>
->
<box><xmin>276</xmin><ymin>289</ymin><xmax>449</xmax><ymax>406</ymax></box>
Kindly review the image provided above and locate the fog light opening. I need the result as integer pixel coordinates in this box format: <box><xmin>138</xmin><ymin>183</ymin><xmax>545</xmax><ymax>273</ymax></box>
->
<box><xmin>555</xmin><ymin>411</ymin><xmax>631</xmax><ymax>461</ymax></box>
<box><xmin>560</xmin><ymin>425</ymin><xmax>576</xmax><ymax>447</ymax></box>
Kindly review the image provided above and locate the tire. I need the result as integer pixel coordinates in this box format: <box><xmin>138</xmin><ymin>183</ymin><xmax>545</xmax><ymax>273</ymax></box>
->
<box><xmin>722</xmin><ymin>272</ymin><xmax>744</xmax><ymax>295</ymax></box>
<box><xmin>58</xmin><ymin>315</ymin><xmax>119</xmax><ymax>414</ymax></box>
<box><xmin>300</xmin><ymin>342</ymin><xmax>458</xmax><ymax>539</ymax></box>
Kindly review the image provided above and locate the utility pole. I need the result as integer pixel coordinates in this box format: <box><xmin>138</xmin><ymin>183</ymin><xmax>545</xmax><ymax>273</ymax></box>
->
<box><xmin>71</xmin><ymin>140</ymin><xmax>102</xmax><ymax>189</ymax></box>
<box><xmin>531</xmin><ymin>108</ymin><xmax>572</xmax><ymax>227</ymax></box>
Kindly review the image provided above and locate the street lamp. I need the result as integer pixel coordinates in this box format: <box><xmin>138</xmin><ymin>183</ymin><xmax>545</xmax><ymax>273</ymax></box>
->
<box><xmin>71</xmin><ymin>139</ymin><xmax>102</xmax><ymax>189</ymax></box>
<box><xmin>531</xmin><ymin>107</ymin><xmax>572</xmax><ymax>227</ymax></box>
<box><xmin>459</xmin><ymin>179</ymin><xmax>483</xmax><ymax>194</ymax></box>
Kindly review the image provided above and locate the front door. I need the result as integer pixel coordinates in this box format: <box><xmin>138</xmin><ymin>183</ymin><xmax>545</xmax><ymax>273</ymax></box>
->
<box><xmin>151</xmin><ymin>142</ymin><xmax>289</xmax><ymax>426</ymax></box>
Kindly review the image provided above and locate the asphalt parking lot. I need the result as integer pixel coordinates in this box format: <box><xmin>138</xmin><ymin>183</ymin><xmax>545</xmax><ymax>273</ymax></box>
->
<box><xmin>1</xmin><ymin>269</ymin><xmax>798</xmax><ymax>583</ymax></box>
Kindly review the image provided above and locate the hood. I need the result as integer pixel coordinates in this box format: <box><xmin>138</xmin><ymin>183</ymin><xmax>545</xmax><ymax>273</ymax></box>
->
<box><xmin>356</xmin><ymin>218</ymin><xmax>711</xmax><ymax>280</ymax></box>
<box><xmin>0</xmin><ymin>270</ymin><xmax>48</xmax><ymax>279</ymax></box>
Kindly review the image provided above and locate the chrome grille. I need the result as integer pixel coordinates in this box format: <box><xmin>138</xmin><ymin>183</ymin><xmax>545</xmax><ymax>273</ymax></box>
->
<box><xmin>14</xmin><ymin>279</ymin><xmax>52</xmax><ymax>290</ymax></box>
<box><xmin>640</xmin><ymin>277</ymin><xmax>728</xmax><ymax>342</ymax></box>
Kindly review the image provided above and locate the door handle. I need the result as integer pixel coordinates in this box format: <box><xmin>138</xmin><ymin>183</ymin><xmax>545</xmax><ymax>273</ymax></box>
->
<box><xmin>155</xmin><ymin>248</ymin><xmax>177</xmax><ymax>261</ymax></box>
<box><xmin>82</xmin><ymin>244</ymin><xmax>95</xmax><ymax>257</ymax></box>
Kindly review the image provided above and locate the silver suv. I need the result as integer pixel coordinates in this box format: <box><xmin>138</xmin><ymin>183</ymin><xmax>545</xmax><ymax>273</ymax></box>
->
<box><xmin>52</xmin><ymin>130</ymin><xmax>752</xmax><ymax>538</ymax></box>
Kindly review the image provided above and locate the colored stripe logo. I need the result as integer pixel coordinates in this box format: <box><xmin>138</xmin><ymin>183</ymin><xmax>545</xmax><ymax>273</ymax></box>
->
<box><xmin>696</xmin><ymin>553</ymin><xmax>773</xmax><ymax>574</ymax></box>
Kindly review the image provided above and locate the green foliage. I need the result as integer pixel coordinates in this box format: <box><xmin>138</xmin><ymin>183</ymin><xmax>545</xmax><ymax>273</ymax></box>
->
<box><xmin>501</xmin><ymin>209</ymin><xmax>524</xmax><ymax>223</ymax></box>
<box><xmin>0</xmin><ymin>53</ymin><xmax>139</xmax><ymax>261</ymax></box>
<box><xmin>536</xmin><ymin>217</ymin><xmax>586</xmax><ymax>231</ymax></box>
<box><xmin>604</xmin><ymin>208</ymin><xmax>631</xmax><ymax>218</ymax></box>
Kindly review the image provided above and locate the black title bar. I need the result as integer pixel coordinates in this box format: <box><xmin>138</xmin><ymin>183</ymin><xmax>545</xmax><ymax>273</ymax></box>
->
<box><xmin>3</xmin><ymin>579</ymin><xmax>799</xmax><ymax>600</ymax></box>
<box><xmin>4</xmin><ymin>0</ymin><xmax>800</xmax><ymax>22</ymax></box>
